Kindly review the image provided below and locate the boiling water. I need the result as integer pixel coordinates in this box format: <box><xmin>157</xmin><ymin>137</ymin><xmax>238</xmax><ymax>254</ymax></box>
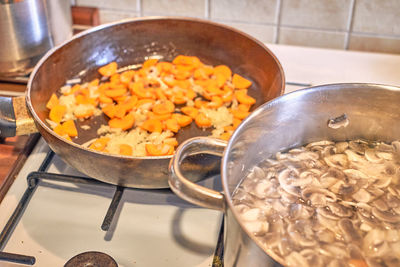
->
<box><xmin>232</xmin><ymin>140</ymin><xmax>400</xmax><ymax>267</ymax></box>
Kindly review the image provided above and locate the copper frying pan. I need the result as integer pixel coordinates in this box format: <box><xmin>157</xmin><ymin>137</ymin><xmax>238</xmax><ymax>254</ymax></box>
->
<box><xmin>0</xmin><ymin>17</ymin><xmax>285</xmax><ymax>188</ymax></box>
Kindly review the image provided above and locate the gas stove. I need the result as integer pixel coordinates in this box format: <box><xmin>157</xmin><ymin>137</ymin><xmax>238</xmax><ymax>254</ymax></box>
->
<box><xmin>0</xmin><ymin>138</ymin><xmax>224</xmax><ymax>266</ymax></box>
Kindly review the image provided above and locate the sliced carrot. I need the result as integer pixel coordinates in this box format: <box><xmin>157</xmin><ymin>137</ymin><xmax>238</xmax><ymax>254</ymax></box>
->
<box><xmin>119</xmin><ymin>144</ymin><xmax>133</xmax><ymax>156</ymax></box>
<box><xmin>98</xmin><ymin>62</ymin><xmax>118</xmax><ymax>77</ymax></box>
<box><xmin>155</xmin><ymin>88</ymin><xmax>167</xmax><ymax>100</ymax></box>
<box><xmin>108</xmin><ymin>113</ymin><xmax>135</xmax><ymax>130</ymax></box>
<box><xmin>185</xmin><ymin>89</ymin><xmax>197</xmax><ymax>100</ymax></box>
<box><xmin>89</xmin><ymin>137</ymin><xmax>110</xmax><ymax>151</ymax></box>
<box><xmin>156</xmin><ymin>62</ymin><xmax>173</xmax><ymax>74</ymax></box>
<box><xmin>231</xmin><ymin>108</ymin><xmax>250</xmax><ymax>120</ymax></box>
<box><xmin>122</xmin><ymin>95</ymin><xmax>138</xmax><ymax>111</ymax></box>
<box><xmin>147</xmin><ymin>111</ymin><xmax>172</xmax><ymax>121</ymax></box>
<box><xmin>173</xmin><ymin>68</ymin><xmax>191</xmax><ymax>80</ymax></box>
<box><xmin>61</xmin><ymin>120</ymin><xmax>78</xmax><ymax>137</ymax></box>
<box><xmin>195</xmin><ymin>113</ymin><xmax>212</xmax><ymax>128</ymax></box>
<box><xmin>129</xmin><ymin>81</ymin><xmax>154</xmax><ymax>99</ymax></box>
<box><xmin>120</xmin><ymin>70</ymin><xmax>135</xmax><ymax>84</ymax></box>
<box><xmin>181</xmin><ymin>106</ymin><xmax>198</xmax><ymax>119</ymax></box>
<box><xmin>219</xmin><ymin>132</ymin><xmax>232</xmax><ymax>141</ymax></box>
<box><xmin>207</xmin><ymin>96</ymin><xmax>223</xmax><ymax>108</ymax></box>
<box><xmin>53</xmin><ymin>124</ymin><xmax>66</xmax><ymax>136</ymax></box>
<box><xmin>194</xmin><ymin>66</ymin><xmax>213</xmax><ymax>80</ymax></box>
<box><xmin>136</xmin><ymin>98</ymin><xmax>155</xmax><ymax>109</ymax></box>
<box><xmin>152</xmin><ymin>100</ymin><xmax>175</xmax><ymax>115</ymax></box>
<box><xmin>215</xmin><ymin>73</ymin><xmax>227</xmax><ymax>88</ymax></box>
<box><xmin>172</xmin><ymin>55</ymin><xmax>201</xmax><ymax>68</ymax></box>
<box><xmin>232</xmin><ymin>74</ymin><xmax>252</xmax><ymax>89</ymax></box>
<box><xmin>46</xmin><ymin>93</ymin><xmax>59</xmax><ymax>110</ymax></box>
<box><xmin>142</xmin><ymin>58</ymin><xmax>159</xmax><ymax>69</ymax></box>
<box><xmin>89</xmin><ymin>78</ymin><xmax>99</xmax><ymax>87</ymax></box>
<box><xmin>145</xmin><ymin>143</ymin><xmax>174</xmax><ymax>156</ymax></box>
<box><xmin>114</xmin><ymin>103</ymin><xmax>128</xmax><ymax>119</ymax></box>
<box><xmin>104</xmin><ymin>87</ymin><xmax>127</xmax><ymax>98</ymax></box>
<box><xmin>213</xmin><ymin>65</ymin><xmax>232</xmax><ymax>79</ymax></box>
<box><xmin>233</xmin><ymin>118</ymin><xmax>242</xmax><ymax>128</ymax></box>
<box><xmin>165</xmin><ymin>118</ymin><xmax>180</xmax><ymax>133</ymax></box>
<box><xmin>102</xmin><ymin>104</ymin><xmax>116</xmax><ymax>119</ymax></box>
<box><xmin>221</xmin><ymin>90</ymin><xmax>233</xmax><ymax>102</ymax></box>
<box><xmin>110</xmin><ymin>73</ymin><xmax>121</xmax><ymax>84</ymax></box>
<box><xmin>49</xmin><ymin>104</ymin><xmax>66</xmax><ymax>123</ymax></box>
<box><xmin>235</xmin><ymin>89</ymin><xmax>256</xmax><ymax>105</ymax></box>
<box><xmin>140</xmin><ymin>118</ymin><xmax>163</xmax><ymax>133</ymax></box>
<box><xmin>172</xmin><ymin>113</ymin><xmax>192</xmax><ymax>127</ymax></box>
<box><xmin>194</xmin><ymin>99</ymin><xmax>208</xmax><ymax>109</ymax></box>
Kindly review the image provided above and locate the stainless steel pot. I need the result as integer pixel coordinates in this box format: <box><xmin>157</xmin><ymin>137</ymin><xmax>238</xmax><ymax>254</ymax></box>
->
<box><xmin>0</xmin><ymin>0</ymin><xmax>72</xmax><ymax>77</ymax></box>
<box><xmin>169</xmin><ymin>83</ymin><xmax>400</xmax><ymax>266</ymax></box>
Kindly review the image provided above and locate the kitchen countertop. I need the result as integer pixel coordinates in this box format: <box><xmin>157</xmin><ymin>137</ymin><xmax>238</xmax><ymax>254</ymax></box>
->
<box><xmin>267</xmin><ymin>44</ymin><xmax>400</xmax><ymax>93</ymax></box>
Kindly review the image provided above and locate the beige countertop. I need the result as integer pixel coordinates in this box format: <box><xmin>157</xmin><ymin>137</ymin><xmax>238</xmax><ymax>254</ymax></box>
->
<box><xmin>267</xmin><ymin>44</ymin><xmax>400</xmax><ymax>93</ymax></box>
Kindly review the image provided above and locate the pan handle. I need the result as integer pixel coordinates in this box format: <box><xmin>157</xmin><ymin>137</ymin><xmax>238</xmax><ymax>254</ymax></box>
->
<box><xmin>0</xmin><ymin>95</ymin><xmax>37</xmax><ymax>137</ymax></box>
<box><xmin>169</xmin><ymin>136</ymin><xmax>227</xmax><ymax>211</ymax></box>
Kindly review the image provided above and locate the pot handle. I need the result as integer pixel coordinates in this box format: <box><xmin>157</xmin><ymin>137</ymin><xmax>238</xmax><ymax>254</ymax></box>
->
<box><xmin>169</xmin><ymin>136</ymin><xmax>227</xmax><ymax>211</ymax></box>
<box><xmin>0</xmin><ymin>95</ymin><xmax>37</xmax><ymax>138</ymax></box>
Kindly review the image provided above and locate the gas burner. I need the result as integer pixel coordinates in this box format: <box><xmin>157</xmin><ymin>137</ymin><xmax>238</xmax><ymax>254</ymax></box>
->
<box><xmin>64</xmin><ymin>251</ymin><xmax>118</xmax><ymax>267</ymax></box>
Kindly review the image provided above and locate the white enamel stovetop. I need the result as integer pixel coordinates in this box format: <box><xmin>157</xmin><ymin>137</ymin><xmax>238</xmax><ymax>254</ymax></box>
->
<box><xmin>0</xmin><ymin>44</ymin><xmax>400</xmax><ymax>267</ymax></box>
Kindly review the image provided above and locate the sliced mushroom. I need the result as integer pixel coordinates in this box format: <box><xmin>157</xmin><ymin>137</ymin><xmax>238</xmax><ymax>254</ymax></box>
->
<box><xmin>365</xmin><ymin>148</ymin><xmax>384</xmax><ymax>163</ymax></box>
<box><xmin>338</xmin><ymin>218</ymin><xmax>362</xmax><ymax>243</ymax></box>
<box><xmin>377</xmin><ymin>151</ymin><xmax>393</xmax><ymax>160</ymax></box>
<box><xmin>321</xmin><ymin>243</ymin><xmax>349</xmax><ymax>259</ymax></box>
<box><xmin>278</xmin><ymin>169</ymin><xmax>301</xmax><ymax>197</ymax></box>
<box><xmin>302</xmin><ymin>187</ymin><xmax>337</xmax><ymax>203</ymax></box>
<box><xmin>324</xmin><ymin>154</ymin><xmax>348</xmax><ymax>169</ymax></box>
<box><xmin>352</xmin><ymin>188</ymin><xmax>372</xmax><ymax>203</ymax></box>
<box><xmin>327</xmin><ymin>202</ymin><xmax>353</xmax><ymax>217</ymax></box>
<box><xmin>243</xmin><ymin>220</ymin><xmax>269</xmax><ymax>235</ymax></box>
<box><xmin>306</xmin><ymin>140</ymin><xmax>335</xmax><ymax>148</ymax></box>
<box><xmin>372</xmin><ymin>198</ymin><xmax>389</xmax><ymax>211</ymax></box>
<box><xmin>343</xmin><ymin>169</ymin><xmax>369</xmax><ymax>179</ymax></box>
<box><xmin>392</xmin><ymin>141</ymin><xmax>400</xmax><ymax>152</ymax></box>
<box><xmin>288</xmin><ymin>203</ymin><xmax>303</xmax><ymax>220</ymax></box>
<box><xmin>371</xmin><ymin>207</ymin><xmax>400</xmax><ymax>223</ymax></box>
<box><xmin>285</xmin><ymin>251</ymin><xmax>309</xmax><ymax>267</ymax></box>
<box><xmin>374</xmin><ymin>176</ymin><xmax>393</xmax><ymax>188</ymax></box>
<box><xmin>335</xmin><ymin>141</ymin><xmax>349</xmax><ymax>153</ymax></box>
<box><xmin>363</xmin><ymin>228</ymin><xmax>390</xmax><ymax>258</ymax></box>
<box><xmin>349</xmin><ymin>140</ymin><xmax>368</xmax><ymax>154</ymax></box>
<box><xmin>316</xmin><ymin>229</ymin><xmax>335</xmax><ymax>243</ymax></box>
<box><xmin>344</xmin><ymin>149</ymin><xmax>365</xmax><ymax>162</ymax></box>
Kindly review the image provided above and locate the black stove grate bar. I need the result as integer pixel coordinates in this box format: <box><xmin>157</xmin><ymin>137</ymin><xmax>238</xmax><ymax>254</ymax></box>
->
<box><xmin>0</xmin><ymin>150</ymin><xmax>55</xmax><ymax>265</ymax></box>
<box><xmin>101</xmin><ymin>186</ymin><xmax>124</xmax><ymax>231</ymax></box>
<box><xmin>0</xmin><ymin>150</ymin><xmax>125</xmax><ymax>265</ymax></box>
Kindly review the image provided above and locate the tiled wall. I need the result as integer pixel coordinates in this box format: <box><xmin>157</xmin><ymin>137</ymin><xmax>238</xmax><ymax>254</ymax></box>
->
<box><xmin>73</xmin><ymin>0</ymin><xmax>400</xmax><ymax>54</ymax></box>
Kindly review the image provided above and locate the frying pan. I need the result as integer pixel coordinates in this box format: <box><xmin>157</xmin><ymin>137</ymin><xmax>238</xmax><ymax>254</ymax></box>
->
<box><xmin>0</xmin><ymin>17</ymin><xmax>285</xmax><ymax>188</ymax></box>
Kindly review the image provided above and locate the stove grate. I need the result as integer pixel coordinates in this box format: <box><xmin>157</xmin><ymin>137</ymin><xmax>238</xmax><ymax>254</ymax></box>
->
<box><xmin>0</xmin><ymin>150</ymin><xmax>225</xmax><ymax>266</ymax></box>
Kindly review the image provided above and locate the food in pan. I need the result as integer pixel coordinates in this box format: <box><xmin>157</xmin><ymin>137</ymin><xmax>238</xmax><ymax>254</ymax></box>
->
<box><xmin>232</xmin><ymin>139</ymin><xmax>400</xmax><ymax>267</ymax></box>
<box><xmin>45</xmin><ymin>55</ymin><xmax>255</xmax><ymax>156</ymax></box>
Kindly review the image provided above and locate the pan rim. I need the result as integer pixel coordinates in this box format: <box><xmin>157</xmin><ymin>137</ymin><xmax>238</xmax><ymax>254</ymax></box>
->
<box><xmin>26</xmin><ymin>16</ymin><xmax>285</xmax><ymax>160</ymax></box>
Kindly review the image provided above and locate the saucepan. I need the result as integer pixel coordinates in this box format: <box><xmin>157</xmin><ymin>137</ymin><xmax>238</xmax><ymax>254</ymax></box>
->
<box><xmin>169</xmin><ymin>83</ymin><xmax>400</xmax><ymax>266</ymax></box>
<box><xmin>0</xmin><ymin>17</ymin><xmax>285</xmax><ymax>188</ymax></box>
